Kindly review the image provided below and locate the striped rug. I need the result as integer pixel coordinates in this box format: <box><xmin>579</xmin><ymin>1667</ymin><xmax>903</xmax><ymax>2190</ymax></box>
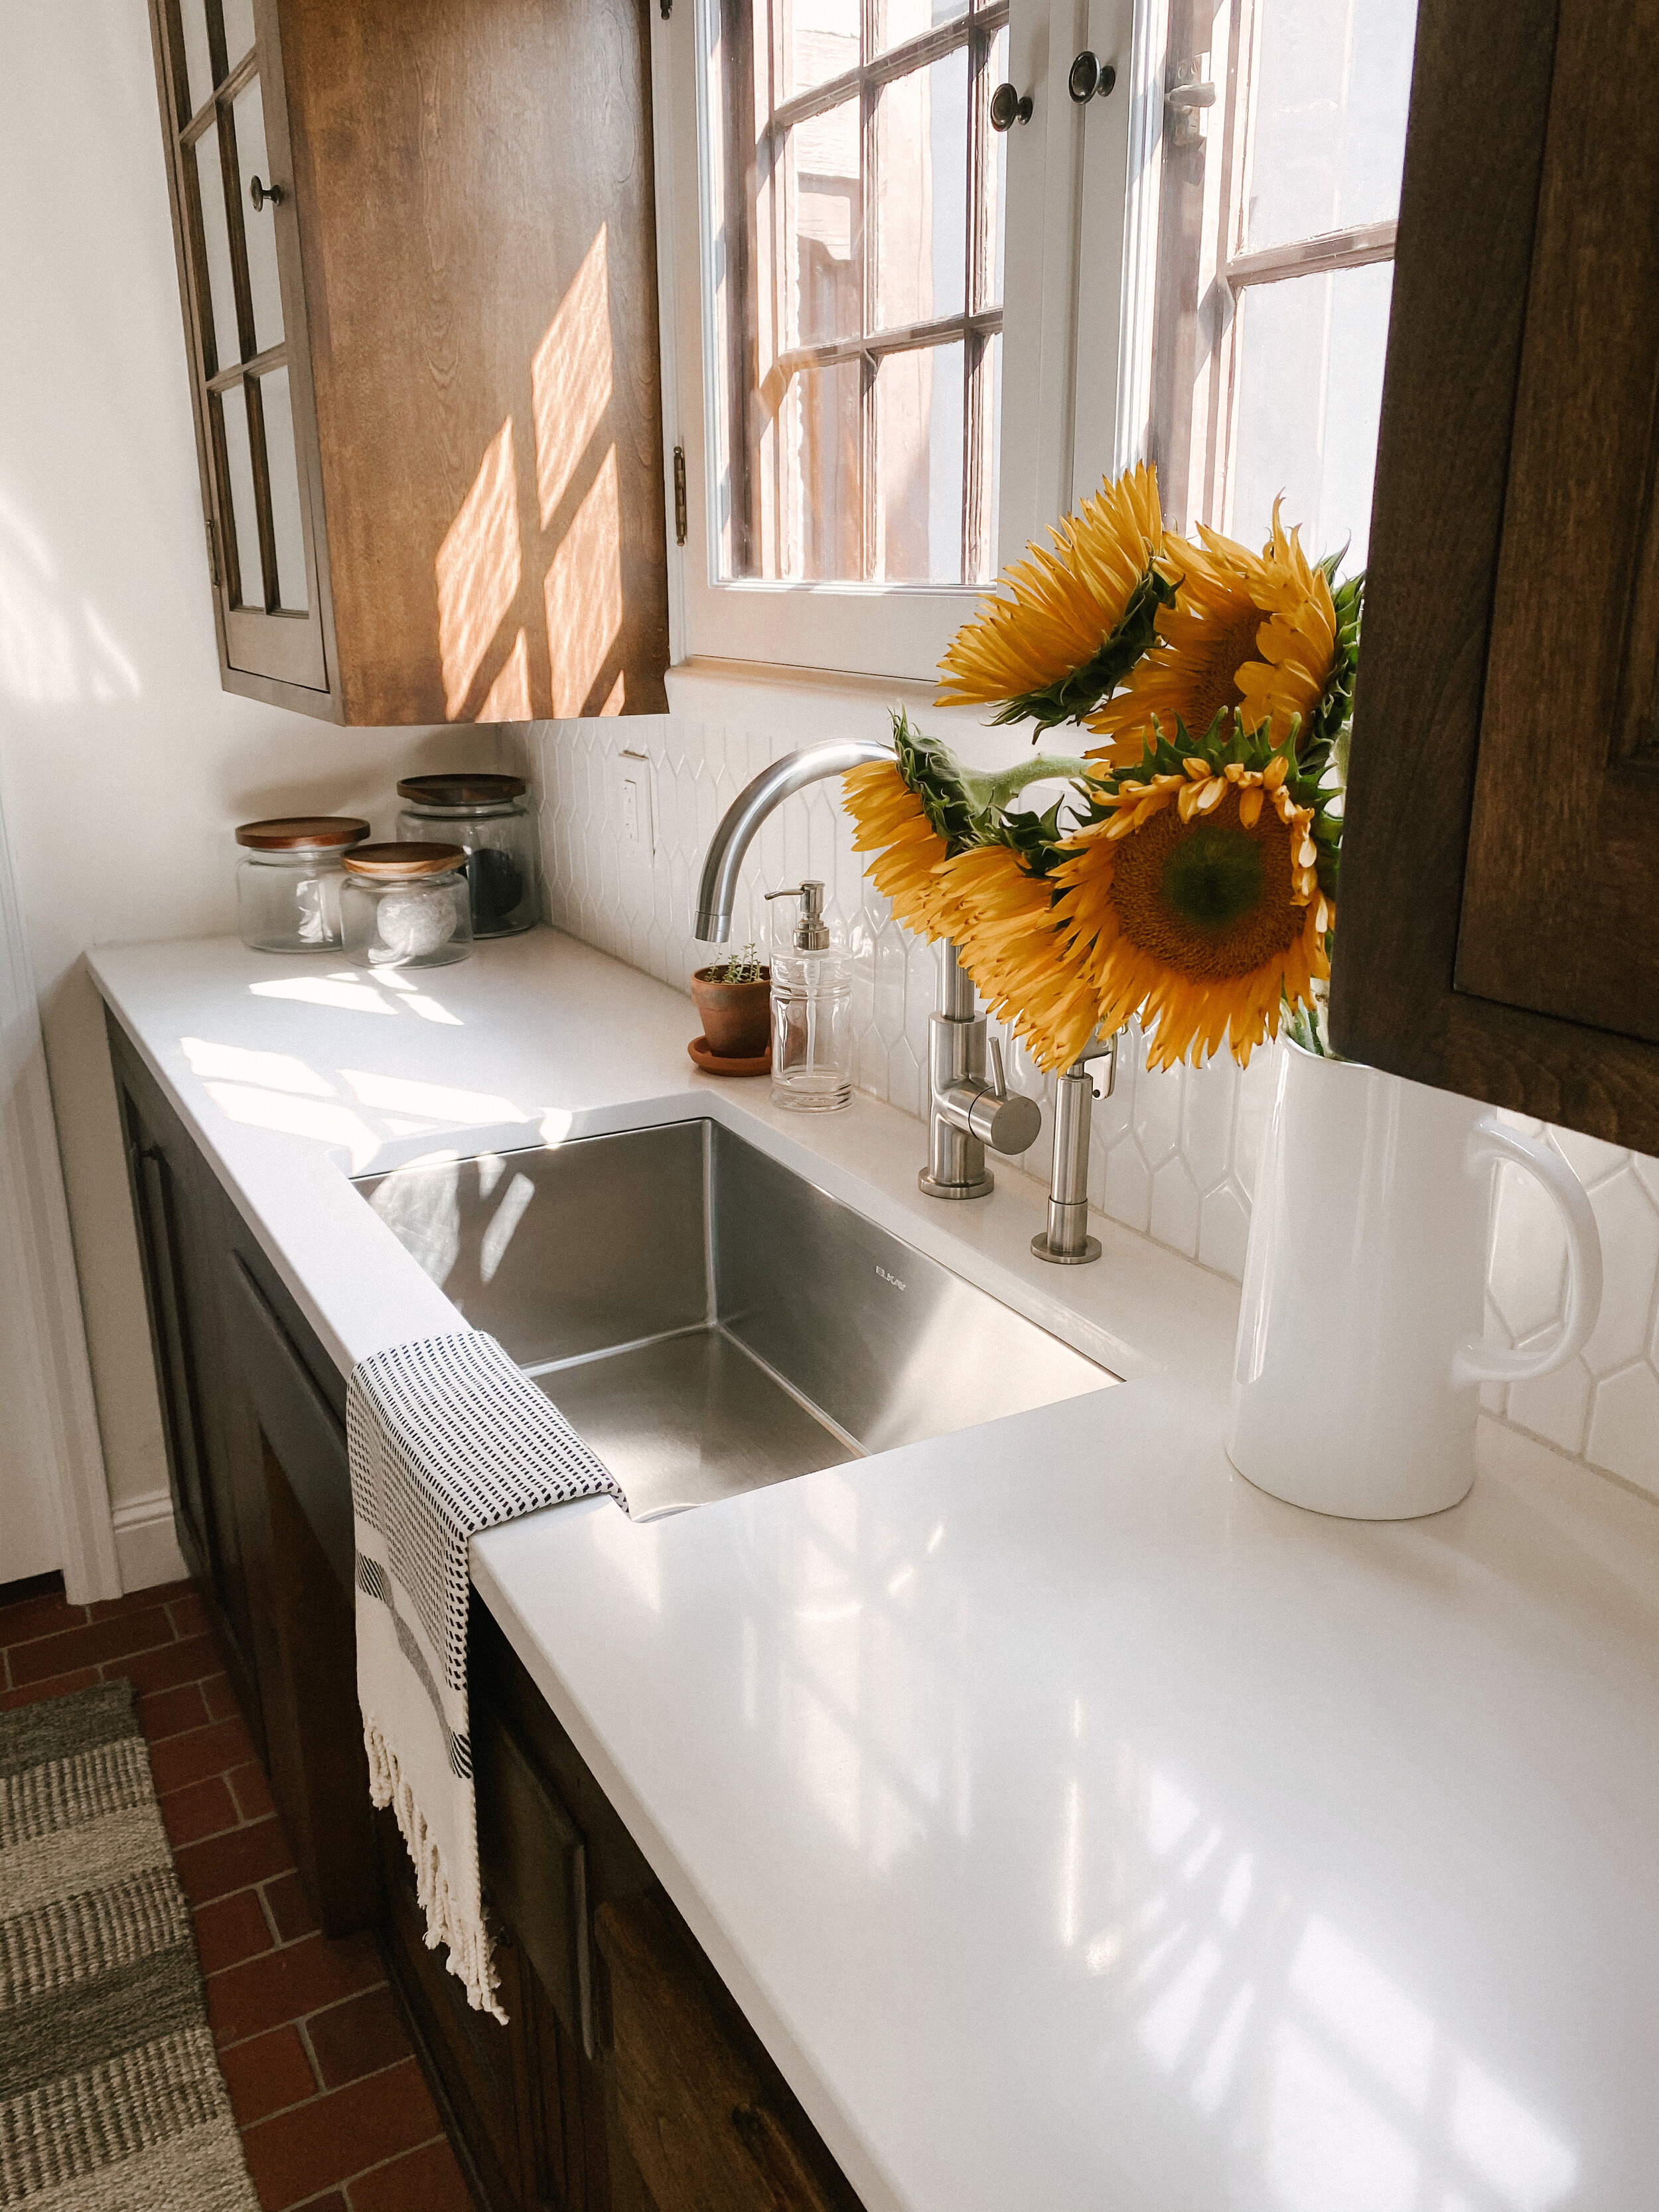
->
<box><xmin>0</xmin><ymin>1678</ymin><xmax>259</xmax><ymax>2210</ymax></box>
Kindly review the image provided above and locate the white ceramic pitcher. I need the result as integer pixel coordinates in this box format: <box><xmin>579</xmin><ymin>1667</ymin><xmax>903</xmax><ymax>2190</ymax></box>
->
<box><xmin>1226</xmin><ymin>1043</ymin><xmax>1604</xmax><ymax>1520</ymax></box>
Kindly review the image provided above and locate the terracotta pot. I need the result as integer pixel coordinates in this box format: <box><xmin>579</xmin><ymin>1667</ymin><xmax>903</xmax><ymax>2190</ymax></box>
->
<box><xmin>690</xmin><ymin>967</ymin><xmax>772</xmax><ymax>1059</ymax></box>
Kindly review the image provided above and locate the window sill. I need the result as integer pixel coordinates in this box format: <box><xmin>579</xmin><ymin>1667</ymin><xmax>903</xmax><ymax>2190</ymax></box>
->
<box><xmin>663</xmin><ymin>656</ymin><xmax>1045</xmax><ymax>773</ymax></box>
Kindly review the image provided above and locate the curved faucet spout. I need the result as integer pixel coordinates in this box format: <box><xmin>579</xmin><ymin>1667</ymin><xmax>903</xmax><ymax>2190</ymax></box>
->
<box><xmin>693</xmin><ymin>737</ymin><xmax>893</xmax><ymax>942</ymax></box>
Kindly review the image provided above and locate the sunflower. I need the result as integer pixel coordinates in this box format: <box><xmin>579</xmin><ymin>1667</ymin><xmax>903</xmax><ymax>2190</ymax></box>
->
<box><xmin>1052</xmin><ymin>714</ymin><xmax>1336</xmax><ymax>1071</ymax></box>
<box><xmin>843</xmin><ymin>711</ymin><xmax>993</xmax><ymax>943</ymax></box>
<box><xmin>1087</xmin><ymin>502</ymin><xmax>1338</xmax><ymax>768</ymax></box>
<box><xmin>937</xmin><ymin>840</ymin><xmax>1103</xmax><ymax>1074</ymax></box>
<box><xmin>936</xmin><ymin>465</ymin><xmax>1177</xmax><ymax>733</ymax></box>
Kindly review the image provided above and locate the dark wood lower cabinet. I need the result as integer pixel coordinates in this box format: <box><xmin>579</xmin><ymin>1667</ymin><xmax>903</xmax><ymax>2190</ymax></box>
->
<box><xmin>108</xmin><ymin>1011</ymin><xmax>865</xmax><ymax>2212</ymax></box>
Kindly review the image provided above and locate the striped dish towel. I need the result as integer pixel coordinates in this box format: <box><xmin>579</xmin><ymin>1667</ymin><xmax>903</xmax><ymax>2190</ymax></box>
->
<box><xmin>348</xmin><ymin>1331</ymin><xmax>622</xmax><ymax>2020</ymax></box>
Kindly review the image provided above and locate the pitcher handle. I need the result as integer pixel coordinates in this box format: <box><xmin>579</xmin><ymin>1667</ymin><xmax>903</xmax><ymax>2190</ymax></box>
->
<box><xmin>1452</xmin><ymin>1116</ymin><xmax>1603</xmax><ymax>1386</ymax></box>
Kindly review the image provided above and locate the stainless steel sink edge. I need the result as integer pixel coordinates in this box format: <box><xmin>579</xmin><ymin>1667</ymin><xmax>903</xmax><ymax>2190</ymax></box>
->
<box><xmin>355</xmin><ymin>1111</ymin><xmax>1119</xmax><ymax>1518</ymax></box>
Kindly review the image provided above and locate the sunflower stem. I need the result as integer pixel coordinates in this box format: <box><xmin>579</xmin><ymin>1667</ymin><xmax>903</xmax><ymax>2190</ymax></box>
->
<box><xmin>964</xmin><ymin>756</ymin><xmax>1094</xmax><ymax>816</ymax></box>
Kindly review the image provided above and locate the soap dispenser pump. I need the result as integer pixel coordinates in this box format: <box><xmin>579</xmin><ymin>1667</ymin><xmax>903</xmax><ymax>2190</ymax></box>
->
<box><xmin>764</xmin><ymin>879</ymin><xmax>852</xmax><ymax>1112</ymax></box>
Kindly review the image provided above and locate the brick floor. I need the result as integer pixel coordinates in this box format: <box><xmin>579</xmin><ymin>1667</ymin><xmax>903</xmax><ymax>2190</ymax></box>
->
<box><xmin>0</xmin><ymin>1570</ymin><xmax>476</xmax><ymax>2212</ymax></box>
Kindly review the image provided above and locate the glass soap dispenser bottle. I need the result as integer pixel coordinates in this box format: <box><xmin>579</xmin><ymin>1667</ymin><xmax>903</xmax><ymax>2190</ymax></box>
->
<box><xmin>764</xmin><ymin>880</ymin><xmax>852</xmax><ymax>1112</ymax></box>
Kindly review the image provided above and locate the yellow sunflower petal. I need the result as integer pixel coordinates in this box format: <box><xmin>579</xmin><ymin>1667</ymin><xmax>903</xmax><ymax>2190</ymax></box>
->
<box><xmin>936</xmin><ymin>464</ymin><xmax>1167</xmax><ymax>713</ymax></box>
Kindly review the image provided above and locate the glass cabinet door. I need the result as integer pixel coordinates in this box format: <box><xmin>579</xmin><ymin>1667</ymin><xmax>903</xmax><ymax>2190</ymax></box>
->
<box><xmin>159</xmin><ymin>0</ymin><xmax>326</xmax><ymax>692</ymax></box>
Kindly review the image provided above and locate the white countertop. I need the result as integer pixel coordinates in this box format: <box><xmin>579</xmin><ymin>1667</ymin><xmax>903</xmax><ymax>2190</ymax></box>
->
<box><xmin>93</xmin><ymin>927</ymin><xmax>1659</xmax><ymax>2212</ymax></box>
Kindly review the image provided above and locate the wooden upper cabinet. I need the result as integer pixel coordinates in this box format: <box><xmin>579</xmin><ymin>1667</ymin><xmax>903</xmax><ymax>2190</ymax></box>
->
<box><xmin>1329</xmin><ymin>0</ymin><xmax>1659</xmax><ymax>1154</ymax></box>
<box><xmin>148</xmin><ymin>0</ymin><xmax>670</xmax><ymax>725</ymax></box>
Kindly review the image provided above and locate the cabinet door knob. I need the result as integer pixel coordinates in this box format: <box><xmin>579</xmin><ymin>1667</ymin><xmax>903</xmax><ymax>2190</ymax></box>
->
<box><xmin>989</xmin><ymin>82</ymin><xmax>1033</xmax><ymax>130</ymax></box>
<box><xmin>1068</xmin><ymin>50</ymin><xmax>1117</xmax><ymax>102</ymax></box>
<box><xmin>249</xmin><ymin>175</ymin><xmax>284</xmax><ymax>212</ymax></box>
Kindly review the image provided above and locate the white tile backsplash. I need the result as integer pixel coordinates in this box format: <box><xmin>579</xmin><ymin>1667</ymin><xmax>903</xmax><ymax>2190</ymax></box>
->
<box><xmin>512</xmin><ymin>711</ymin><xmax>1659</xmax><ymax>1504</ymax></box>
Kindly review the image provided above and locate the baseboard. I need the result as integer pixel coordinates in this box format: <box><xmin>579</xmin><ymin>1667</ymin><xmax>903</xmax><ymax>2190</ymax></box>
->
<box><xmin>111</xmin><ymin>1487</ymin><xmax>188</xmax><ymax>1592</ymax></box>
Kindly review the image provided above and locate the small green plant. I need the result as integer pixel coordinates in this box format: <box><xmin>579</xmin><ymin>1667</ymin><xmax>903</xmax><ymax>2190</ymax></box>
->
<box><xmin>708</xmin><ymin>942</ymin><xmax>763</xmax><ymax>983</ymax></box>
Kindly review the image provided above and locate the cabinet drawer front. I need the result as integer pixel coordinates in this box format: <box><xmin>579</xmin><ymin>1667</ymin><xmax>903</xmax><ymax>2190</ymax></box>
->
<box><xmin>474</xmin><ymin>1704</ymin><xmax>592</xmax><ymax>2060</ymax></box>
<box><xmin>226</xmin><ymin>1252</ymin><xmax>354</xmax><ymax>1593</ymax></box>
<box><xmin>596</xmin><ymin>1894</ymin><xmax>854</xmax><ymax>2212</ymax></box>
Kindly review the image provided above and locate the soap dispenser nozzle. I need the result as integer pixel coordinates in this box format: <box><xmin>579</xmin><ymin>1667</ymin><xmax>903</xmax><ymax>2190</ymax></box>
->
<box><xmin>764</xmin><ymin>880</ymin><xmax>831</xmax><ymax>952</ymax></box>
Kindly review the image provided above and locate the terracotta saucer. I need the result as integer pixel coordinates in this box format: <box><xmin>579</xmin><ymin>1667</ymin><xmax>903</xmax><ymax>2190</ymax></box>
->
<box><xmin>687</xmin><ymin>1035</ymin><xmax>770</xmax><ymax>1077</ymax></box>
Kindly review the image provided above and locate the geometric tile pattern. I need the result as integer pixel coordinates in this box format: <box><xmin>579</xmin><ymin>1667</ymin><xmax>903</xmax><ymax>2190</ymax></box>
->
<box><xmin>516</xmin><ymin>711</ymin><xmax>1659</xmax><ymax>1503</ymax></box>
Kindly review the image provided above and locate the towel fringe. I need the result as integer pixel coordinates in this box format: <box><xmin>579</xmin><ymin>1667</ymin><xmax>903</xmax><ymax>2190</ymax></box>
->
<box><xmin>364</xmin><ymin>1716</ymin><xmax>504</xmax><ymax>2022</ymax></box>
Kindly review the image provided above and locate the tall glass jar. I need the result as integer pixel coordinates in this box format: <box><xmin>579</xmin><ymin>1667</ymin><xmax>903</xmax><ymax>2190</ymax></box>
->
<box><xmin>394</xmin><ymin>774</ymin><xmax>538</xmax><ymax>937</ymax></box>
<box><xmin>235</xmin><ymin>817</ymin><xmax>368</xmax><ymax>952</ymax></box>
<box><xmin>341</xmin><ymin>844</ymin><xmax>474</xmax><ymax>970</ymax></box>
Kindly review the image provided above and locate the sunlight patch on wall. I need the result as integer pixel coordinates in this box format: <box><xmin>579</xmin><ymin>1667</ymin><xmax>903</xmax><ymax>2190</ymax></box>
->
<box><xmin>533</xmin><ymin>226</ymin><xmax>613</xmax><ymax>527</ymax></box>
<box><xmin>545</xmin><ymin>447</ymin><xmax>622</xmax><ymax>717</ymax></box>
<box><xmin>435</xmin><ymin>419</ymin><xmax>522</xmax><ymax>719</ymax></box>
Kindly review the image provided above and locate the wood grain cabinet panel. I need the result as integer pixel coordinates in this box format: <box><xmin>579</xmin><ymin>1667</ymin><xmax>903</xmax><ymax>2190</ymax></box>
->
<box><xmin>1329</xmin><ymin>0</ymin><xmax>1659</xmax><ymax>1149</ymax></box>
<box><xmin>147</xmin><ymin>0</ymin><xmax>670</xmax><ymax>724</ymax></box>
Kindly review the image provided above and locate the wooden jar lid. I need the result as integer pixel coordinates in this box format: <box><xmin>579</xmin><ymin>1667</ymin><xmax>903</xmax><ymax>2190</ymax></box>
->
<box><xmin>342</xmin><ymin>842</ymin><xmax>467</xmax><ymax>879</ymax></box>
<box><xmin>396</xmin><ymin>773</ymin><xmax>526</xmax><ymax>807</ymax></box>
<box><xmin>236</xmin><ymin>816</ymin><xmax>370</xmax><ymax>850</ymax></box>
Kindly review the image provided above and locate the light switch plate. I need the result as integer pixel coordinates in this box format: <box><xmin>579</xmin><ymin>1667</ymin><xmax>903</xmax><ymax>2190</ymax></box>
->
<box><xmin>613</xmin><ymin>749</ymin><xmax>654</xmax><ymax>857</ymax></box>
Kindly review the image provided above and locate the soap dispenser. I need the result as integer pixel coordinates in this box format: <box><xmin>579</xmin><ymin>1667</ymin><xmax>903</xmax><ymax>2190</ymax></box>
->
<box><xmin>763</xmin><ymin>880</ymin><xmax>853</xmax><ymax>1111</ymax></box>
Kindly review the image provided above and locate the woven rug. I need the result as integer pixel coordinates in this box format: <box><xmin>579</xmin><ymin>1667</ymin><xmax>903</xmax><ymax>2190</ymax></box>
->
<box><xmin>0</xmin><ymin>1678</ymin><xmax>259</xmax><ymax>2210</ymax></box>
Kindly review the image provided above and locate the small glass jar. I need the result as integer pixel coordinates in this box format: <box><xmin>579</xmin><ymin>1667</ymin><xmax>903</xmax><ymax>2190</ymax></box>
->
<box><xmin>394</xmin><ymin>773</ymin><xmax>538</xmax><ymax>938</ymax></box>
<box><xmin>236</xmin><ymin>817</ymin><xmax>369</xmax><ymax>952</ymax></box>
<box><xmin>341</xmin><ymin>844</ymin><xmax>473</xmax><ymax>971</ymax></box>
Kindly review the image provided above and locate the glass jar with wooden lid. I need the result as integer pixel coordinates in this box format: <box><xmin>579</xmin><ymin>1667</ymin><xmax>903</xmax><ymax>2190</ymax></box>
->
<box><xmin>341</xmin><ymin>843</ymin><xmax>474</xmax><ymax>971</ymax></box>
<box><xmin>394</xmin><ymin>773</ymin><xmax>538</xmax><ymax>937</ymax></box>
<box><xmin>236</xmin><ymin>817</ymin><xmax>369</xmax><ymax>952</ymax></box>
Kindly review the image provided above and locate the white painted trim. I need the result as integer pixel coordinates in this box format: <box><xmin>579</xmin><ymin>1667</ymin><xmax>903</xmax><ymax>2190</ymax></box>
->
<box><xmin>0</xmin><ymin>792</ymin><xmax>120</xmax><ymax>1603</ymax></box>
<box><xmin>110</xmin><ymin>1485</ymin><xmax>186</xmax><ymax>1594</ymax></box>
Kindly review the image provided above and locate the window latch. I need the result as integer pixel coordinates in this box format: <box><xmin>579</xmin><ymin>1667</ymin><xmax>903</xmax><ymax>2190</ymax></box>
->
<box><xmin>1166</xmin><ymin>62</ymin><xmax>1216</xmax><ymax>147</ymax></box>
<box><xmin>672</xmin><ymin>444</ymin><xmax>687</xmax><ymax>547</ymax></box>
<box><xmin>205</xmin><ymin>516</ymin><xmax>221</xmax><ymax>587</ymax></box>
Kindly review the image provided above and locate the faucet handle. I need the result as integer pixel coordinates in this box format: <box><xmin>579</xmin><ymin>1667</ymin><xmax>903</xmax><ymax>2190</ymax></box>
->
<box><xmin>989</xmin><ymin>1037</ymin><xmax>1008</xmax><ymax>1100</ymax></box>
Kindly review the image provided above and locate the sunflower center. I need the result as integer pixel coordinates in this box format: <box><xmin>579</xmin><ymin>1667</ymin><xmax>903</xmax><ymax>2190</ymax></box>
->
<box><xmin>1185</xmin><ymin>602</ymin><xmax>1264</xmax><ymax>730</ymax></box>
<box><xmin>1108</xmin><ymin>788</ymin><xmax>1305</xmax><ymax>978</ymax></box>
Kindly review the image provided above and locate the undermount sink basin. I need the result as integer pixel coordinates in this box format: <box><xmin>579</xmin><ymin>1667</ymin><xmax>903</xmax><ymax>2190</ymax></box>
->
<box><xmin>357</xmin><ymin>1120</ymin><xmax>1116</xmax><ymax>1518</ymax></box>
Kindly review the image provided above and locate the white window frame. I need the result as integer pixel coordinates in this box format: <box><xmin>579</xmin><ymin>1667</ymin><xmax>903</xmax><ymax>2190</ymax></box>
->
<box><xmin>649</xmin><ymin>0</ymin><xmax>1160</xmax><ymax>684</ymax></box>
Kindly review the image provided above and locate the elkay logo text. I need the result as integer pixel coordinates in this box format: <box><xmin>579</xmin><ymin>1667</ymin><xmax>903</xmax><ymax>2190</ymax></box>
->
<box><xmin>875</xmin><ymin>1264</ymin><xmax>906</xmax><ymax>1291</ymax></box>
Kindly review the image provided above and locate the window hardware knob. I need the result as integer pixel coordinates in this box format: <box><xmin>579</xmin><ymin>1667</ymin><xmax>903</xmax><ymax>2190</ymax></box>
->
<box><xmin>1068</xmin><ymin>51</ymin><xmax>1117</xmax><ymax>102</ymax></box>
<box><xmin>989</xmin><ymin>82</ymin><xmax>1033</xmax><ymax>131</ymax></box>
<box><xmin>249</xmin><ymin>175</ymin><xmax>284</xmax><ymax>212</ymax></box>
<box><xmin>1165</xmin><ymin>80</ymin><xmax>1216</xmax><ymax>110</ymax></box>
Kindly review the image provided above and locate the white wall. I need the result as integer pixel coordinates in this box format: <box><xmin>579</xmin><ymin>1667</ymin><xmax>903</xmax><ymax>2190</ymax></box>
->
<box><xmin>0</xmin><ymin>3</ymin><xmax>505</xmax><ymax>1566</ymax></box>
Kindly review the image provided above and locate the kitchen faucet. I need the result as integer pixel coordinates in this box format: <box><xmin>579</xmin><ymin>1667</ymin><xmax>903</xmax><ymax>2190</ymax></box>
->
<box><xmin>693</xmin><ymin>741</ymin><xmax>1041</xmax><ymax>1198</ymax></box>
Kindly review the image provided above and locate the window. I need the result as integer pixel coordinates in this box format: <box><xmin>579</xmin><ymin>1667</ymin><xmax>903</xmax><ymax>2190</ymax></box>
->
<box><xmin>1150</xmin><ymin>0</ymin><xmax>1417</xmax><ymax>566</ymax></box>
<box><xmin>709</xmin><ymin>0</ymin><xmax>1009</xmax><ymax>591</ymax></box>
<box><xmin>650</xmin><ymin>0</ymin><xmax>1414</xmax><ymax>681</ymax></box>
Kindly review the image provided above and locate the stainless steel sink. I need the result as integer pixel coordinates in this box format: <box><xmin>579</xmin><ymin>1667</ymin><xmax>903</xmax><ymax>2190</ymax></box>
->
<box><xmin>357</xmin><ymin>1121</ymin><xmax>1115</xmax><ymax>1518</ymax></box>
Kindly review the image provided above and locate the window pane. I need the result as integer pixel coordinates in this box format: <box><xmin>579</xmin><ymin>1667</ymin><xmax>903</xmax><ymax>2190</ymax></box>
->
<box><xmin>1245</xmin><ymin>0</ymin><xmax>1417</xmax><ymax>251</ymax></box>
<box><xmin>1229</xmin><ymin>259</ymin><xmax>1393</xmax><ymax>570</ymax></box>
<box><xmin>178</xmin><ymin>0</ymin><xmax>215</xmax><ymax>115</ymax></box>
<box><xmin>192</xmin><ymin>121</ymin><xmax>241</xmax><ymax>375</ymax></box>
<box><xmin>259</xmin><ymin>366</ymin><xmax>308</xmax><ymax>610</ymax></box>
<box><xmin>979</xmin><ymin>328</ymin><xmax>1001</xmax><ymax>582</ymax></box>
<box><xmin>874</xmin><ymin>0</ymin><xmax>967</xmax><ymax>53</ymax></box>
<box><xmin>876</xmin><ymin>340</ymin><xmax>964</xmax><ymax>581</ymax></box>
<box><xmin>714</xmin><ymin>3</ymin><xmax>1001</xmax><ymax>584</ymax></box>
<box><xmin>780</xmin><ymin>0</ymin><xmax>859</xmax><ymax>102</ymax></box>
<box><xmin>875</xmin><ymin>54</ymin><xmax>968</xmax><ymax>331</ymax></box>
<box><xmin>233</xmin><ymin>76</ymin><xmax>283</xmax><ymax>354</ymax></box>
<box><xmin>788</xmin><ymin>359</ymin><xmax>864</xmax><ymax>578</ymax></box>
<box><xmin>217</xmin><ymin>382</ymin><xmax>264</xmax><ymax>607</ymax></box>
<box><xmin>785</xmin><ymin>100</ymin><xmax>862</xmax><ymax>349</ymax></box>
<box><xmin>221</xmin><ymin>0</ymin><xmax>255</xmax><ymax>72</ymax></box>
